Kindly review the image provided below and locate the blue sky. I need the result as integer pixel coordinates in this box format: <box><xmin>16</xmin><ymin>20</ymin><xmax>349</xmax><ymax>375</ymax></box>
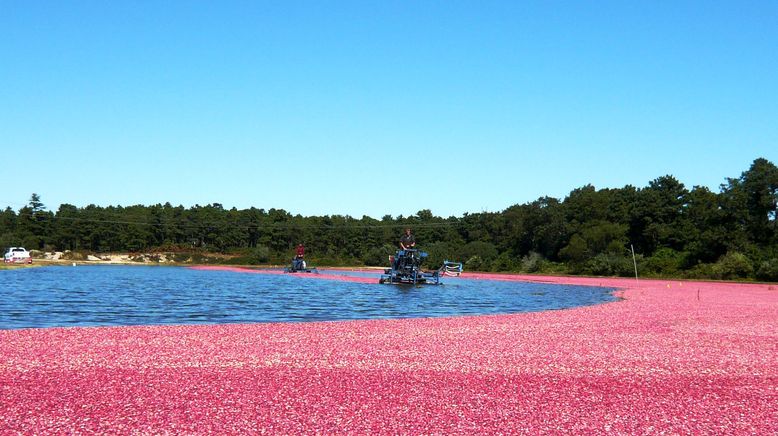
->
<box><xmin>2</xmin><ymin>1</ymin><xmax>776</xmax><ymax>218</ymax></box>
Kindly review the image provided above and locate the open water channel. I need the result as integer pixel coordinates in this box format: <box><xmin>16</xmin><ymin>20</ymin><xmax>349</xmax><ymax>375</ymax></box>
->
<box><xmin>0</xmin><ymin>265</ymin><xmax>617</xmax><ymax>329</ymax></box>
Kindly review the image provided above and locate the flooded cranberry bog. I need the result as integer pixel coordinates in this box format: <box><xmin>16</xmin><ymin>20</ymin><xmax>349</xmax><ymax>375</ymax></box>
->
<box><xmin>0</xmin><ymin>266</ymin><xmax>776</xmax><ymax>433</ymax></box>
<box><xmin>0</xmin><ymin>265</ymin><xmax>616</xmax><ymax>328</ymax></box>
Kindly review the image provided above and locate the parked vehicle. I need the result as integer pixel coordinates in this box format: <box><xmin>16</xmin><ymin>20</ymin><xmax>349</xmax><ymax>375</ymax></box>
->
<box><xmin>3</xmin><ymin>247</ymin><xmax>32</xmax><ymax>264</ymax></box>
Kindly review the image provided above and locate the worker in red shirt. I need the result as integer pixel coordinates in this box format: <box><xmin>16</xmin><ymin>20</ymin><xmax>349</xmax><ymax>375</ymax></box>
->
<box><xmin>292</xmin><ymin>244</ymin><xmax>306</xmax><ymax>271</ymax></box>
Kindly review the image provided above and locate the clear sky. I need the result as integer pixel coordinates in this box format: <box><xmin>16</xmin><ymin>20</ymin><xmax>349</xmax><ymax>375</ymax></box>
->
<box><xmin>2</xmin><ymin>1</ymin><xmax>776</xmax><ymax>218</ymax></box>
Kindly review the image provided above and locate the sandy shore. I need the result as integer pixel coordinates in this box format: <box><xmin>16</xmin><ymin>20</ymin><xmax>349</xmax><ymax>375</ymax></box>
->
<box><xmin>0</xmin><ymin>274</ymin><xmax>776</xmax><ymax>434</ymax></box>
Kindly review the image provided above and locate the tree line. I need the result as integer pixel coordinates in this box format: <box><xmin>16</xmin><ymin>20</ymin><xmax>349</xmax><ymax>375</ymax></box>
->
<box><xmin>2</xmin><ymin>157</ymin><xmax>777</xmax><ymax>281</ymax></box>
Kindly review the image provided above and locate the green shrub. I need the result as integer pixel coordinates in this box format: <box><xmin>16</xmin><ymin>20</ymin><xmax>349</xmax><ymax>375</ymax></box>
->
<box><xmin>644</xmin><ymin>248</ymin><xmax>686</xmax><ymax>276</ymax></box>
<box><xmin>711</xmin><ymin>252</ymin><xmax>754</xmax><ymax>280</ymax></box>
<box><xmin>424</xmin><ymin>242</ymin><xmax>462</xmax><ymax>269</ymax></box>
<box><xmin>536</xmin><ymin>260</ymin><xmax>567</xmax><ymax>275</ymax></box>
<box><xmin>490</xmin><ymin>252</ymin><xmax>517</xmax><ymax>272</ymax></box>
<box><xmin>459</xmin><ymin>242</ymin><xmax>498</xmax><ymax>265</ymax></box>
<box><xmin>247</xmin><ymin>245</ymin><xmax>270</xmax><ymax>264</ymax></box>
<box><xmin>755</xmin><ymin>258</ymin><xmax>778</xmax><ymax>282</ymax></box>
<box><xmin>559</xmin><ymin>234</ymin><xmax>588</xmax><ymax>264</ymax></box>
<box><xmin>465</xmin><ymin>255</ymin><xmax>486</xmax><ymax>272</ymax></box>
<box><xmin>585</xmin><ymin>253</ymin><xmax>634</xmax><ymax>277</ymax></box>
<box><xmin>684</xmin><ymin>262</ymin><xmax>715</xmax><ymax>279</ymax></box>
<box><xmin>520</xmin><ymin>251</ymin><xmax>544</xmax><ymax>273</ymax></box>
<box><xmin>363</xmin><ymin>244</ymin><xmax>395</xmax><ymax>267</ymax></box>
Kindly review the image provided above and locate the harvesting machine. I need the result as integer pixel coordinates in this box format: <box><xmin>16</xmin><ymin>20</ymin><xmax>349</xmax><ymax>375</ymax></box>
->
<box><xmin>379</xmin><ymin>249</ymin><xmax>463</xmax><ymax>285</ymax></box>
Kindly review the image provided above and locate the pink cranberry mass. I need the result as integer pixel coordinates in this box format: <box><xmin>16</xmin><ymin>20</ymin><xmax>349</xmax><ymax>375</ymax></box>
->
<box><xmin>1</xmin><ymin>274</ymin><xmax>776</xmax><ymax>434</ymax></box>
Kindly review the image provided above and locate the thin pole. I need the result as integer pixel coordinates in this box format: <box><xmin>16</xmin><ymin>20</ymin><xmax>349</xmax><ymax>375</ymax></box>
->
<box><xmin>631</xmin><ymin>244</ymin><xmax>639</xmax><ymax>285</ymax></box>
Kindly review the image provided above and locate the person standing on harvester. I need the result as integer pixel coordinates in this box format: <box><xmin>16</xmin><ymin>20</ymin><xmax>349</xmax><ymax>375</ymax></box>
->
<box><xmin>292</xmin><ymin>243</ymin><xmax>306</xmax><ymax>270</ymax></box>
<box><xmin>400</xmin><ymin>228</ymin><xmax>415</xmax><ymax>250</ymax></box>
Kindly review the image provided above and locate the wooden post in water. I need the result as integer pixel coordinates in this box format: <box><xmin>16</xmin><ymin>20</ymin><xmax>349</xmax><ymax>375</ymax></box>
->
<box><xmin>631</xmin><ymin>244</ymin><xmax>639</xmax><ymax>285</ymax></box>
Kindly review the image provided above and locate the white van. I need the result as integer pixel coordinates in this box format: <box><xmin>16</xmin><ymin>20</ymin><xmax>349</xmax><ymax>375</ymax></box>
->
<box><xmin>3</xmin><ymin>247</ymin><xmax>32</xmax><ymax>264</ymax></box>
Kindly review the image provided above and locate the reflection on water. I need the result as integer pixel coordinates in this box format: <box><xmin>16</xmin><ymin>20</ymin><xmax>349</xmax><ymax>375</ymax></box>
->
<box><xmin>0</xmin><ymin>265</ymin><xmax>616</xmax><ymax>329</ymax></box>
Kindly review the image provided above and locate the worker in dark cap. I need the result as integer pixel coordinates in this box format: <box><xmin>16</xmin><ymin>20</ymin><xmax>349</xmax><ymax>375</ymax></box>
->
<box><xmin>399</xmin><ymin>228</ymin><xmax>415</xmax><ymax>250</ymax></box>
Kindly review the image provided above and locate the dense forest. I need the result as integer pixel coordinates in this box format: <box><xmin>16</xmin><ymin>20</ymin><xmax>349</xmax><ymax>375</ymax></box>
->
<box><xmin>2</xmin><ymin>158</ymin><xmax>777</xmax><ymax>281</ymax></box>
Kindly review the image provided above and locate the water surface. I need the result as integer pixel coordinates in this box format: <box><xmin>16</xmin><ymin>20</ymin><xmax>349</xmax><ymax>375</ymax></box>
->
<box><xmin>0</xmin><ymin>265</ymin><xmax>616</xmax><ymax>329</ymax></box>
